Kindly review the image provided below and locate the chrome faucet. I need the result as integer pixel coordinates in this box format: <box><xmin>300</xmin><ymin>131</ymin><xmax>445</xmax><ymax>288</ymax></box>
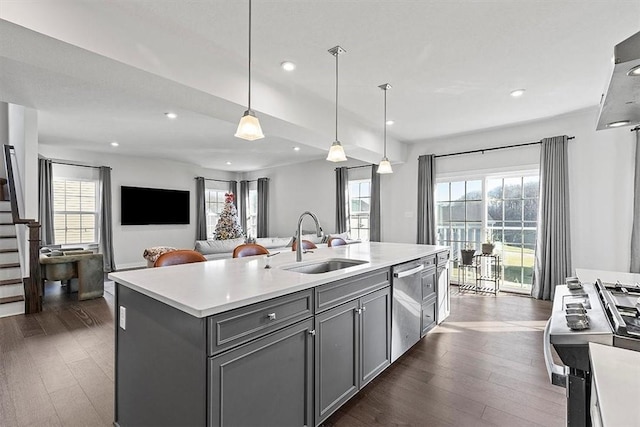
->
<box><xmin>295</xmin><ymin>211</ymin><xmax>323</xmax><ymax>262</ymax></box>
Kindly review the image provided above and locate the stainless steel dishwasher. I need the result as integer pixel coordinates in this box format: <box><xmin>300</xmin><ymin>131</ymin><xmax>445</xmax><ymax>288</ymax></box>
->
<box><xmin>391</xmin><ymin>259</ymin><xmax>425</xmax><ymax>362</ymax></box>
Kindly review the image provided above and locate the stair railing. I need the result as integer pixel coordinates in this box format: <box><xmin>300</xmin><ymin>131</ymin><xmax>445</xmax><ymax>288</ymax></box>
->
<box><xmin>3</xmin><ymin>145</ymin><xmax>41</xmax><ymax>314</ymax></box>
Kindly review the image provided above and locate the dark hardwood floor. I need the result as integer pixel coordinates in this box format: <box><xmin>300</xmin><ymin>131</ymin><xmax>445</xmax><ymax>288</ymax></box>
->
<box><xmin>0</xmin><ymin>283</ymin><xmax>564</xmax><ymax>427</ymax></box>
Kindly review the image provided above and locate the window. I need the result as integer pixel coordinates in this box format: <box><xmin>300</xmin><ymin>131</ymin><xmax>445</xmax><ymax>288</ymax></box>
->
<box><xmin>246</xmin><ymin>186</ymin><xmax>258</xmax><ymax>239</ymax></box>
<box><xmin>348</xmin><ymin>179</ymin><xmax>370</xmax><ymax>241</ymax></box>
<box><xmin>436</xmin><ymin>172</ymin><xmax>539</xmax><ymax>291</ymax></box>
<box><xmin>205</xmin><ymin>189</ymin><xmax>227</xmax><ymax>239</ymax></box>
<box><xmin>53</xmin><ymin>179</ymin><xmax>98</xmax><ymax>245</ymax></box>
<box><xmin>486</xmin><ymin>176</ymin><xmax>539</xmax><ymax>287</ymax></box>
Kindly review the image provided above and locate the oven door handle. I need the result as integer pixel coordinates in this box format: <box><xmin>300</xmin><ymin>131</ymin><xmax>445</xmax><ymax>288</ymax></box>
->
<box><xmin>543</xmin><ymin>318</ymin><xmax>568</xmax><ymax>388</ymax></box>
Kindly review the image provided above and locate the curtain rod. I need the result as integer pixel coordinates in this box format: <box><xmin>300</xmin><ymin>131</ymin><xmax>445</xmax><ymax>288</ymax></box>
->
<box><xmin>631</xmin><ymin>126</ymin><xmax>640</xmax><ymax>132</ymax></box>
<box><xmin>434</xmin><ymin>136</ymin><xmax>575</xmax><ymax>159</ymax></box>
<box><xmin>50</xmin><ymin>160</ymin><xmax>111</xmax><ymax>170</ymax></box>
<box><xmin>196</xmin><ymin>177</ymin><xmax>236</xmax><ymax>183</ymax></box>
<box><xmin>334</xmin><ymin>164</ymin><xmax>372</xmax><ymax>171</ymax></box>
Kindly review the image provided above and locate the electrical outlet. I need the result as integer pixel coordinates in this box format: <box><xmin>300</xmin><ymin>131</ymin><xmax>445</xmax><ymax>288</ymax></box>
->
<box><xmin>119</xmin><ymin>306</ymin><xmax>126</xmax><ymax>330</ymax></box>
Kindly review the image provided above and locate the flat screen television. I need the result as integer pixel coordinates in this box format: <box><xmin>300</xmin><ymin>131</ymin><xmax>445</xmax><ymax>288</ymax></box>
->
<box><xmin>121</xmin><ymin>186</ymin><xmax>190</xmax><ymax>225</ymax></box>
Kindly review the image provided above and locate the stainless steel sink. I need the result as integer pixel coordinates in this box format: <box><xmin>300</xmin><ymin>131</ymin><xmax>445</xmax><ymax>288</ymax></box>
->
<box><xmin>280</xmin><ymin>258</ymin><xmax>368</xmax><ymax>274</ymax></box>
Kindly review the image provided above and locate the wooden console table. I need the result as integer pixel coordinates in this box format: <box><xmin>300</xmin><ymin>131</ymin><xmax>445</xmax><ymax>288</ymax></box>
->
<box><xmin>39</xmin><ymin>252</ymin><xmax>104</xmax><ymax>300</ymax></box>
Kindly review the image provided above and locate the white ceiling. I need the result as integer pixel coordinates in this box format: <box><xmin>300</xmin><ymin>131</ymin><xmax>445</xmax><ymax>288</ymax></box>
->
<box><xmin>0</xmin><ymin>0</ymin><xmax>639</xmax><ymax>172</ymax></box>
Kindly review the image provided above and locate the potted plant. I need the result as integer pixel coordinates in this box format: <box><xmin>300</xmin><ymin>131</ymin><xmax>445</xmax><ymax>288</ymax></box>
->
<box><xmin>460</xmin><ymin>244</ymin><xmax>476</xmax><ymax>265</ymax></box>
<box><xmin>482</xmin><ymin>230</ymin><xmax>495</xmax><ymax>255</ymax></box>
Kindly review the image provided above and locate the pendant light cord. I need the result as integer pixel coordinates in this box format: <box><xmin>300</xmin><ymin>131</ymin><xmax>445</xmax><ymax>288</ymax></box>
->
<box><xmin>335</xmin><ymin>51</ymin><xmax>339</xmax><ymax>142</ymax></box>
<box><xmin>383</xmin><ymin>88</ymin><xmax>387</xmax><ymax>157</ymax></box>
<box><xmin>248</xmin><ymin>0</ymin><xmax>252</xmax><ymax>111</ymax></box>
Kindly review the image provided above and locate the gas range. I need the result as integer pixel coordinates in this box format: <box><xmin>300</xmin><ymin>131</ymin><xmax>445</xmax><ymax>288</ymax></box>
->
<box><xmin>544</xmin><ymin>269</ymin><xmax>640</xmax><ymax>426</ymax></box>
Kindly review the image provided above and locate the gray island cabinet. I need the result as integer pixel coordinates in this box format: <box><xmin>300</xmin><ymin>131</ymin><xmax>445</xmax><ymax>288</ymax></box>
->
<box><xmin>110</xmin><ymin>242</ymin><xmax>449</xmax><ymax>427</ymax></box>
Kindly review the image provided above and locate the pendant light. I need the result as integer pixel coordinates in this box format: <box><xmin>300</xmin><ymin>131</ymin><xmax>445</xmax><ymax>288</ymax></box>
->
<box><xmin>326</xmin><ymin>46</ymin><xmax>348</xmax><ymax>162</ymax></box>
<box><xmin>235</xmin><ymin>0</ymin><xmax>264</xmax><ymax>141</ymax></box>
<box><xmin>377</xmin><ymin>83</ymin><xmax>393</xmax><ymax>174</ymax></box>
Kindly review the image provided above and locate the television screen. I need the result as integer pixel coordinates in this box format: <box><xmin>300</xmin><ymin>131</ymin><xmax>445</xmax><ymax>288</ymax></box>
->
<box><xmin>121</xmin><ymin>186</ymin><xmax>190</xmax><ymax>225</ymax></box>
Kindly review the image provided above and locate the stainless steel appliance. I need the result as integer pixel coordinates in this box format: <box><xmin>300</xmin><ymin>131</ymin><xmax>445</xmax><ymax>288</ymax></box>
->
<box><xmin>545</xmin><ymin>278</ymin><xmax>640</xmax><ymax>426</ymax></box>
<box><xmin>391</xmin><ymin>259</ymin><xmax>424</xmax><ymax>362</ymax></box>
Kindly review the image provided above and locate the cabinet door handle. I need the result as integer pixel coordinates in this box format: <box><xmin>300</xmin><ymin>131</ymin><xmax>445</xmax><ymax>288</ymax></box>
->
<box><xmin>267</xmin><ymin>312</ymin><xmax>277</xmax><ymax>320</ymax></box>
<box><xmin>355</xmin><ymin>308</ymin><xmax>363</xmax><ymax>314</ymax></box>
<box><xmin>308</xmin><ymin>330</ymin><xmax>316</xmax><ymax>336</ymax></box>
<box><xmin>361</xmin><ymin>306</ymin><xmax>366</xmax><ymax>312</ymax></box>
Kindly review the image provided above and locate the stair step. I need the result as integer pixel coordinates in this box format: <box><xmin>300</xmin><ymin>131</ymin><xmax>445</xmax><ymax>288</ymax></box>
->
<box><xmin>0</xmin><ymin>263</ymin><xmax>20</xmax><ymax>269</ymax></box>
<box><xmin>0</xmin><ymin>249</ymin><xmax>17</xmax><ymax>253</ymax></box>
<box><xmin>0</xmin><ymin>278</ymin><xmax>21</xmax><ymax>286</ymax></box>
<box><xmin>0</xmin><ymin>295</ymin><xmax>24</xmax><ymax>305</ymax></box>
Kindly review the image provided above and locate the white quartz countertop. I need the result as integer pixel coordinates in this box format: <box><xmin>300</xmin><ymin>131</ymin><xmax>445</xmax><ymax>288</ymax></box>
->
<box><xmin>109</xmin><ymin>242</ymin><xmax>448</xmax><ymax>318</ymax></box>
<box><xmin>589</xmin><ymin>342</ymin><xmax>640</xmax><ymax>426</ymax></box>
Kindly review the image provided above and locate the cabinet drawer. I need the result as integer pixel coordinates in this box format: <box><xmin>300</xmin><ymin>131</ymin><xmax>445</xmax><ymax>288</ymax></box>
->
<box><xmin>421</xmin><ymin>295</ymin><xmax>437</xmax><ymax>337</ymax></box>
<box><xmin>437</xmin><ymin>250</ymin><xmax>450</xmax><ymax>265</ymax></box>
<box><xmin>315</xmin><ymin>268</ymin><xmax>390</xmax><ymax>313</ymax></box>
<box><xmin>208</xmin><ymin>289</ymin><xmax>313</xmax><ymax>355</ymax></box>
<box><xmin>421</xmin><ymin>267</ymin><xmax>436</xmax><ymax>301</ymax></box>
<box><xmin>423</xmin><ymin>255</ymin><xmax>436</xmax><ymax>267</ymax></box>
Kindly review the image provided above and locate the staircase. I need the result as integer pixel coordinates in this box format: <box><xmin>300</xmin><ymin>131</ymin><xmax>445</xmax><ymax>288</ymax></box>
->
<box><xmin>0</xmin><ymin>201</ymin><xmax>24</xmax><ymax>317</ymax></box>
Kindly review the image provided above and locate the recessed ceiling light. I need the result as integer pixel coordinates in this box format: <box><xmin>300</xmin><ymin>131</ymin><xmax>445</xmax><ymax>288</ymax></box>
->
<box><xmin>607</xmin><ymin>120</ymin><xmax>631</xmax><ymax>128</ymax></box>
<box><xmin>165</xmin><ymin>112</ymin><xmax>178</xmax><ymax>119</ymax></box>
<box><xmin>226</xmin><ymin>161</ymin><xmax>232</xmax><ymax>165</ymax></box>
<box><xmin>510</xmin><ymin>89</ymin><xmax>526</xmax><ymax>97</ymax></box>
<box><xmin>281</xmin><ymin>61</ymin><xmax>296</xmax><ymax>71</ymax></box>
<box><xmin>386</xmin><ymin>120</ymin><xmax>395</xmax><ymax>126</ymax></box>
<box><xmin>628</xmin><ymin>65</ymin><xmax>640</xmax><ymax>76</ymax></box>
<box><xmin>293</xmin><ymin>147</ymin><xmax>300</xmax><ymax>151</ymax></box>
<box><xmin>110</xmin><ymin>141</ymin><xmax>119</xmax><ymax>147</ymax></box>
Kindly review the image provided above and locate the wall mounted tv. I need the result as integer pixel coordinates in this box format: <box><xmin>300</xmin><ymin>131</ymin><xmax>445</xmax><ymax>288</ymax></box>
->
<box><xmin>121</xmin><ymin>186</ymin><xmax>190</xmax><ymax>225</ymax></box>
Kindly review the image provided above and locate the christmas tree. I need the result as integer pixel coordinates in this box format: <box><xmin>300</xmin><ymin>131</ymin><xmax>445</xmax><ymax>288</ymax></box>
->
<box><xmin>214</xmin><ymin>193</ymin><xmax>244</xmax><ymax>240</ymax></box>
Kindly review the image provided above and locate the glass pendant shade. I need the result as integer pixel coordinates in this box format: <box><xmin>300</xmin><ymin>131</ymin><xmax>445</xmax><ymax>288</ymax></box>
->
<box><xmin>326</xmin><ymin>141</ymin><xmax>347</xmax><ymax>162</ymax></box>
<box><xmin>235</xmin><ymin>110</ymin><xmax>264</xmax><ymax>141</ymax></box>
<box><xmin>377</xmin><ymin>157</ymin><xmax>393</xmax><ymax>174</ymax></box>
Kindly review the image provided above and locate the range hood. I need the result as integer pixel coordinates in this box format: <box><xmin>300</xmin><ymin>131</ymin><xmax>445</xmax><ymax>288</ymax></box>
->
<box><xmin>596</xmin><ymin>31</ymin><xmax>640</xmax><ymax>130</ymax></box>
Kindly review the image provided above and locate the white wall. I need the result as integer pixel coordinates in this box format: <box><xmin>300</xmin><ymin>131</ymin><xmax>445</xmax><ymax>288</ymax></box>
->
<box><xmin>38</xmin><ymin>145</ymin><xmax>239</xmax><ymax>269</ymax></box>
<box><xmin>382</xmin><ymin>107</ymin><xmax>635</xmax><ymax>273</ymax></box>
<box><xmin>242</xmin><ymin>159</ymin><xmax>371</xmax><ymax>238</ymax></box>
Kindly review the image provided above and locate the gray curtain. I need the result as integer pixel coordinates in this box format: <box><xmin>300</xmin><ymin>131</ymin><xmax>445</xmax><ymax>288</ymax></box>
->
<box><xmin>38</xmin><ymin>158</ymin><xmax>54</xmax><ymax>245</ymax></box>
<box><xmin>228</xmin><ymin>181</ymin><xmax>238</xmax><ymax>208</ymax></box>
<box><xmin>335</xmin><ymin>167</ymin><xmax>349</xmax><ymax>233</ymax></box>
<box><xmin>99</xmin><ymin>166</ymin><xmax>116</xmax><ymax>272</ymax></box>
<box><xmin>257</xmin><ymin>178</ymin><xmax>269</xmax><ymax>238</ymax></box>
<box><xmin>239</xmin><ymin>180</ymin><xmax>248</xmax><ymax>235</ymax></box>
<box><xmin>532</xmin><ymin>136</ymin><xmax>572</xmax><ymax>300</ymax></box>
<box><xmin>370</xmin><ymin>165</ymin><xmax>381</xmax><ymax>242</ymax></box>
<box><xmin>417</xmin><ymin>154</ymin><xmax>436</xmax><ymax>244</ymax></box>
<box><xmin>631</xmin><ymin>130</ymin><xmax>640</xmax><ymax>273</ymax></box>
<box><xmin>195</xmin><ymin>177</ymin><xmax>207</xmax><ymax>241</ymax></box>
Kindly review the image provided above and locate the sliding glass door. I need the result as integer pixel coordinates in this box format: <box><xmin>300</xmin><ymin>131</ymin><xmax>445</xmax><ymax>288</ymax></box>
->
<box><xmin>436</xmin><ymin>172</ymin><xmax>539</xmax><ymax>292</ymax></box>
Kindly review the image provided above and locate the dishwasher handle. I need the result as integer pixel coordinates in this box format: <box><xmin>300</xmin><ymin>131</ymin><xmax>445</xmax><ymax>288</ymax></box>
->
<box><xmin>393</xmin><ymin>265</ymin><xmax>425</xmax><ymax>278</ymax></box>
<box><xmin>543</xmin><ymin>318</ymin><xmax>568</xmax><ymax>388</ymax></box>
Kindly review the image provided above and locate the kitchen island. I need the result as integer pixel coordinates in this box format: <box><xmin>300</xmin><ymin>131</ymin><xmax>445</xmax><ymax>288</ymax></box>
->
<box><xmin>109</xmin><ymin>242</ymin><xmax>449</xmax><ymax>427</ymax></box>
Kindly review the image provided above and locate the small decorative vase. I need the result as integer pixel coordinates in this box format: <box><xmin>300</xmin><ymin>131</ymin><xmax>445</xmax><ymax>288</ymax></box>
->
<box><xmin>481</xmin><ymin>243</ymin><xmax>495</xmax><ymax>255</ymax></box>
